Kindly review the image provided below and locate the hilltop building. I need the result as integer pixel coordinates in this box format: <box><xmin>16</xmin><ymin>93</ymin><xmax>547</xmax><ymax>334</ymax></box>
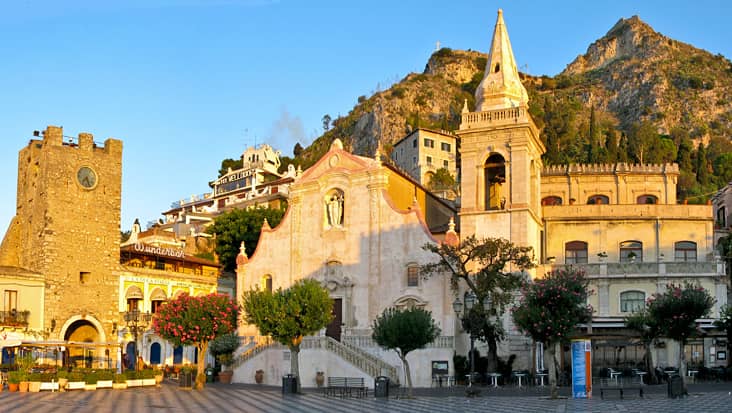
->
<box><xmin>233</xmin><ymin>9</ymin><xmax>727</xmax><ymax>387</ymax></box>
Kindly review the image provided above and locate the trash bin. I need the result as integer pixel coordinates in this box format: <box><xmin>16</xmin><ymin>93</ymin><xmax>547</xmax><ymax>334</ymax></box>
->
<box><xmin>282</xmin><ymin>374</ymin><xmax>298</xmax><ymax>394</ymax></box>
<box><xmin>374</xmin><ymin>376</ymin><xmax>389</xmax><ymax>398</ymax></box>
<box><xmin>179</xmin><ymin>371</ymin><xmax>193</xmax><ymax>388</ymax></box>
<box><xmin>667</xmin><ymin>374</ymin><xmax>684</xmax><ymax>398</ymax></box>
<box><xmin>205</xmin><ymin>366</ymin><xmax>215</xmax><ymax>383</ymax></box>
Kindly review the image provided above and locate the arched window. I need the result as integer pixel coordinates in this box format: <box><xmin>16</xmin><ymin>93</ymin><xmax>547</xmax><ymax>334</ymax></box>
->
<box><xmin>620</xmin><ymin>241</ymin><xmax>642</xmax><ymax>262</ymax></box>
<box><xmin>324</xmin><ymin>189</ymin><xmax>345</xmax><ymax>228</ymax></box>
<box><xmin>261</xmin><ymin>274</ymin><xmax>273</xmax><ymax>293</ymax></box>
<box><xmin>484</xmin><ymin>154</ymin><xmax>506</xmax><ymax>210</ymax></box>
<box><xmin>150</xmin><ymin>288</ymin><xmax>167</xmax><ymax>313</ymax></box>
<box><xmin>620</xmin><ymin>291</ymin><xmax>645</xmax><ymax>313</ymax></box>
<box><xmin>542</xmin><ymin>196</ymin><xmax>563</xmax><ymax>206</ymax></box>
<box><xmin>150</xmin><ymin>342</ymin><xmax>161</xmax><ymax>365</ymax></box>
<box><xmin>587</xmin><ymin>195</ymin><xmax>609</xmax><ymax>204</ymax></box>
<box><xmin>637</xmin><ymin>194</ymin><xmax>658</xmax><ymax>204</ymax></box>
<box><xmin>125</xmin><ymin>286</ymin><xmax>143</xmax><ymax>312</ymax></box>
<box><xmin>675</xmin><ymin>241</ymin><xmax>697</xmax><ymax>262</ymax></box>
<box><xmin>565</xmin><ymin>241</ymin><xmax>588</xmax><ymax>264</ymax></box>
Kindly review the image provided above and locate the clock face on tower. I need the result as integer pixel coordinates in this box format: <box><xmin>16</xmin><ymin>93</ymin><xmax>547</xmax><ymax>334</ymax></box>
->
<box><xmin>77</xmin><ymin>166</ymin><xmax>97</xmax><ymax>189</ymax></box>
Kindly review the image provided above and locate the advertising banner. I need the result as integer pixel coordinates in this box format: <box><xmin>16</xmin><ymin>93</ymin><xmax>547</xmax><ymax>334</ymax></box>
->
<box><xmin>571</xmin><ymin>339</ymin><xmax>592</xmax><ymax>398</ymax></box>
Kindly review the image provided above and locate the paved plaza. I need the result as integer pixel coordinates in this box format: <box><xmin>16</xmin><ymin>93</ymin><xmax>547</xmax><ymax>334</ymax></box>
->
<box><xmin>2</xmin><ymin>381</ymin><xmax>732</xmax><ymax>413</ymax></box>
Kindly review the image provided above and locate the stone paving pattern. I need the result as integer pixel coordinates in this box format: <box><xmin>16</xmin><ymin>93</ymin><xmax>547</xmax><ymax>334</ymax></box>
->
<box><xmin>2</xmin><ymin>381</ymin><xmax>732</xmax><ymax>412</ymax></box>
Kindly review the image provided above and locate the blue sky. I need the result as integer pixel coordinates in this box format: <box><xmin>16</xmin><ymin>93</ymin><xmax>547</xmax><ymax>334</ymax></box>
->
<box><xmin>1</xmin><ymin>0</ymin><xmax>730</xmax><ymax>233</ymax></box>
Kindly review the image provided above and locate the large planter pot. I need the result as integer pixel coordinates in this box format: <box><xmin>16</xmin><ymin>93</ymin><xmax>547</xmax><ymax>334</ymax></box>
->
<box><xmin>154</xmin><ymin>374</ymin><xmax>164</xmax><ymax>385</ymax></box>
<box><xmin>66</xmin><ymin>381</ymin><xmax>86</xmax><ymax>390</ymax></box>
<box><xmin>19</xmin><ymin>381</ymin><xmax>29</xmax><ymax>392</ymax></box>
<box><xmin>179</xmin><ymin>372</ymin><xmax>193</xmax><ymax>388</ymax></box>
<box><xmin>96</xmin><ymin>380</ymin><xmax>113</xmax><ymax>389</ymax></box>
<box><xmin>29</xmin><ymin>381</ymin><xmax>41</xmax><ymax>393</ymax></box>
<box><xmin>218</xmin><ymin>370</ymin><xmax>233</xmax><ymax>384</ymax></box>
<box><xmin>255</xmin><ymin>370</ymin><xmax>264</xmax><ymax>384</ymax></box>
<box><xmin>8</xmin><ymin>383</ymin><xmax>19</xmax><ymax>392</ymax></box>
<box><xmin>84</xmin><ymin>383</ymin><xmax>97</xmax><ymax>391</ymax></box>
<box><xmin>40</xmin><ymin>382</ymin><xmax>59</xmax><ymax>391</ymax></box>
<box><xmin>126</xmin><ymin>379</ymin><xmax>143</xmax><ymax>388</ymax></box>
<box><xmin>315</xmin><ymin>372</ymin><xmax>325</xmax><ymax>388</ymax></box>
<box><xmin>142</xmin><ymin>378</ymin><xmax>156</xmax><ymax>387</ymax></box>
<box><xmin>112</xmin><ymin>382</ymin><xmax>128</xmax><ymax>390</ymax></box>
<box><xmin>57</xmin><ymin>378</ymin><xmax>68</xmax><ymax>392</ymax></box>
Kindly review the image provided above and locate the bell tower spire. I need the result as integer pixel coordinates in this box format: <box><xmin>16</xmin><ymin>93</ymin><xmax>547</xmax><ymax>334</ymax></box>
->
<box><xmin>475</xmin><ymin>9</ymin><xmax>528</xmax><ymax>112</ymax></box>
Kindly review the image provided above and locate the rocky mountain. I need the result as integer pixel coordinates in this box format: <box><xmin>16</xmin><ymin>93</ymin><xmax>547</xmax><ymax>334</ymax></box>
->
<box><xmin>289</xmin><ymin>16</ymin><xmax>732</xmax><ymax>198</ymax></box>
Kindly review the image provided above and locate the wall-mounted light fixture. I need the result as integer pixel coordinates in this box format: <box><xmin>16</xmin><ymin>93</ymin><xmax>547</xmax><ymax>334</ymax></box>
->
<box><xmin>50</xmin><ymin>319</ymin><xmax>56</xmax><ymax>332</ymax></box>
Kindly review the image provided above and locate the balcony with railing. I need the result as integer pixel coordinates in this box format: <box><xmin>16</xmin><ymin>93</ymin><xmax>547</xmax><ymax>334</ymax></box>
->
<box><xmin>550</xmin><ymin>261</ymin><xmax>720</xmax><ymax>278</ymax></box>
<box><xmin>0</xmin><ymin>310</ymin><xmax>30</xmax><ymax>327</ymax></box>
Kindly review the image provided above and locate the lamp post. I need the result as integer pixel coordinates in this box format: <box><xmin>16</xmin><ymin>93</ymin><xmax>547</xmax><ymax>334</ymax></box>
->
<box><xmin>124</xmin><ymin>309</ymin><xmax>152</xmax><ymax>370</ymax></box>
<box><xmin>453</xmin><ymin>291</ymin><xmax>478</xmax><ymax>387</ymax></box>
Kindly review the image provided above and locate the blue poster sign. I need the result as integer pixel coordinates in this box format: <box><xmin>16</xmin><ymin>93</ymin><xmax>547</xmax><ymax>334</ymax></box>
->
<box><xmin>571</xmin><ymin>339</ymin><xmax>592</xmax><ymax>398</ymax></box>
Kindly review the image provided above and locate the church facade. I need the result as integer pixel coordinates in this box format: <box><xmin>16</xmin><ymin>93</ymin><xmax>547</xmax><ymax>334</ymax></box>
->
<box><xmin>234</xmin><ymin>9</ymin><xmax>727</xmax><ymax>387</ymax></box>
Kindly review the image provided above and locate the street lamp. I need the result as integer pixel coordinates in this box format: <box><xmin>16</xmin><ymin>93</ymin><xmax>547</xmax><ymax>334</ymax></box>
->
<box><xmin>124</xmin><ymin>309</ymin><xmax>152</xmax><ymax>370</ymax></box>
<box><xmin>453</xmin><ymin>291</ymin><xmax>478</xmax><ymax>387</ymax></box>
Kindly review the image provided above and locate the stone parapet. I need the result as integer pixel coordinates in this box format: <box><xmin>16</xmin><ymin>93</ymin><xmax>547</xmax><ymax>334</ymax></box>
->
<box><xmin>543</xmin><ymin>162</ymin><xmax>679</xmax><ymax>176</ymax></box>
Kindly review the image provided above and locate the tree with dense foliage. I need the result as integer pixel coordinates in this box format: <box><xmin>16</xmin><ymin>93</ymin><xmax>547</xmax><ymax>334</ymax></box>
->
<box><xmin>427</xmin><ymin>168</ymin><xmax>458</xmax><ymax>194</ymax></box>
<box><xmin>209</xmin><ymin>332</ymin><xmax>240</xmax><ymax>368</ymax></box>
<box><xmin>422</xmin><ymin>236</ymin><xmax>534</xmax><ymax>371</ymax></box>
<box><xmin>152</xmin><ymin>293</ymin><xmax>238</xmax><ymax>389</ymax></box>
<box><xmin>206</xmin><ymin>206</ymin><xmax>286</xmax><ymax>271</ymax></box>
<box><xmin>714</xmin><ymin>305</ymin><xmax>732</xmax><ymax>367</ymax></box>
<box><xmin>241</xmin><ymin>279</ymin><xmax>333</xmax><ymax>392</ymax></box>
<box><xmin>625</xmin><ymin>309</ymin><xmax>662</xmax><ymax>383</ymax></box>
<box><xmin>647</xmin><ymin>283</ymin><xmax>714</xmax><ymax>391</ymax></box>
<box><xmin>322</xmin><ymin>114</ymin><xmax>332</xmax><ymax>132</ymax></box>
<box><xmin>218</xmin><ymin>158</ymin><xmax>243</xmax><ymax>177</ymax></box>
<box><xmin>372</xmin><ymin>307</ymin><xmax>440</xmax><ymax>398</ymax></box>
<box><xmin>512</xmin><ymin>267</ymin><xmax>593</xmax><ymax>399</ymax></box>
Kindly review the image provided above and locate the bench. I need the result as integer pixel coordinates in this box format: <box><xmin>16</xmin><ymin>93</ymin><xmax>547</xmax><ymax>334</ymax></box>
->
<box><xmin>599</xmin><ymin>386</ymin><xmax>643</xmax><ymax>399</ymax></box>
<box><xmin>324</xmin><ymin>377</ymin><xmax>367</xmax><ymax>398</ymax></box>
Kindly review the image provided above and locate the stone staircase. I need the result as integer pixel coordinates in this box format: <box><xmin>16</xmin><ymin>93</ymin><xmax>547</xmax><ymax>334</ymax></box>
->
<box><xmin>232</xmin><ymin>335</ymin><xmax>398</xmax><ymax>382</ymax></box>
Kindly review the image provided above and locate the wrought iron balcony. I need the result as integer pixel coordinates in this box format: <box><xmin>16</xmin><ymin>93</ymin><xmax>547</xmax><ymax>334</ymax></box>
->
<box><xmin>0</xmin><ymin>310</ymin><xmax>30</xmax><ymax>327</ymax></box>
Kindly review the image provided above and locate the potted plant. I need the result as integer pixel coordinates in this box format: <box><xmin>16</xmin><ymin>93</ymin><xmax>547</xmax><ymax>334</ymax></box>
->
<box><xmin>18</xmin><ymin>371</ymin><xmax>29</xmax><ymax>393</ymax></box>
<box><xmin>96</xmin><ymin>370</ymin><xmax>114</xmax><ymax>389</ymax></box>
<box><xmin>153</xmin><ymin>367</ymin><xmax>164</xmax><ymax>385</ymax></box>
<box><xmin>210</xmin><ymin>333</ymin><xmax>239</xmax><ymax>384</ymax></box>
<box><xmin>66</xmin><ymin>371</ymin><xmax>86</xmax><ymax>390</ymax></box>
<box><xmin>141</xmin><ymin>368</ymin><xmax>156</xmax><ymax>386</ymax></box>
<box><xmin>125</xmin><ymin>369</ymin><xmax>143</xmax><ymax>387</ymax></box>
<box><xmin>57</xmin><ymin>370</ymin><xmax>69</xmax><ymax>392</ymax></box>
<box><xmin>7</xmin><ymin>370</ymin><xmax>22</xmax><ymax>392</ymax></box>
<box><xmin>84</xmin><ymin>371</ymin><xmax>98</xmax><ymax>391</ymax></box>
<box><xmin>179</xmin><ymin>365</ymin><xmax>194</xmax><ymax>388</ymax></box>
<box><xmin>28</xmin><ymin>372</ymin><xmax>42</xmax><ymax>392</ymax></box>
<box><xmin>112</xmin><ymin>373</ymin><xmax>127</xmax><ymax>390</ymax></box>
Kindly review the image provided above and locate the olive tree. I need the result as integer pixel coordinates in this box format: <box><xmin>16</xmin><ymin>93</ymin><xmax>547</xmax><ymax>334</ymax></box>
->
<box><xmin>241</xmin><ymin>279</ymin><xmax>333</xmax><ymax>392</ymax></box>
<box><xmin>372</xmin><ymin>307</ymin><xmax>440</xmax><ymax>398</ymax></box>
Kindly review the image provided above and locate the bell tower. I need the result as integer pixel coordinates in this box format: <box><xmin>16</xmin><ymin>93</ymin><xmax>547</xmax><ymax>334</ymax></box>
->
<box><xmin>458</xmin><ymin>9</ymin><xmax>545</xmax><ymax>252</ymax></box>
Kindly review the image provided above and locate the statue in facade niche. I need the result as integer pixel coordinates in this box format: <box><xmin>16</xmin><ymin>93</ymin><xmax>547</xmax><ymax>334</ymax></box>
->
<box><xmin>326</xmin><ymin>193</ymin><xmax>344</xmax><ymax>227</ymax></box>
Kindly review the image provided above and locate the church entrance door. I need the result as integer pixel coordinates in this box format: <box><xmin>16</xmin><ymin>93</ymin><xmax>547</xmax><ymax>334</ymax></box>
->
<box><xmin>325</xmin><ymin>298</ymin><xmax>342</xmax><ymax>341</ymax></box>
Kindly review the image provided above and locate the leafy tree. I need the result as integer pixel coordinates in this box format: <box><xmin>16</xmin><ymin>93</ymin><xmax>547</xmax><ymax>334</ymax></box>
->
<box><xmin>209</xmin><ymin>332</ymin><xmax>240</xmax><ymax>368</ymax></box>
<box><xmin>714</xmin><ymin>305</ymin><xmax>732</xmax><ymax>367</ymax></box>
<box><xmin>322</xmin><ymin>114</ymin><xmax>332</xmax><ymax>132</ymax></box>
<box><xmin>427</xmin><ymin>168</ymin><xmax>457</xmax><ymax>193</ymax></box>
<box><xmin>293</xmin><ymin>142</ymin><xmax>304</xmax><ymax>157</ymax></box>
<box><xmin>241</xmin><ymin>279</ymin><xmax>333</xmax><ymax>392</ymax></box>
<box><xmin>713</xmin><ymin>153</ymin><xmax>732</xmax><ymax>185</ymax></box>
<box><xmin>625</xmin><ymin>309</ymin><xmax>662</xmax><ymax>383</ymax></box>
<box><xmin>695</xmin><ymin>144</ymin><xmax>710</xmax><ymax>185</ymax></box>
<box><xmin>587</xmin><ymin>106</ymin><xmax>601</xmax><ymax>163</ymax></box>
<box><xmin>512</xmin><ymin>267</ymin><xmax>592</xmax><ymax>399</ymax></box>
<box><xmin>421</xmin><ymin>236</ymin><xmax>534</xmax><ymax>371</ymax></box>
<box><xmin>647</xmin><ymin>283</ymin><xmax>714</xmax><ymax>392</ymax></box>
<box><xmin>218</xmin><ymin>158</ymin><xmax>243</xmax><ymax>177</ymax></box>
<box><xmin>206</xmin><ymin>206</ymin><xmax>286</xmax><ymax>271</ymax></box>
<box><xmin>628</xmin><ymin>121</ymin><xmax>658</xmax><ymax>164</ymax></box>
<box><xmin>372</xmin><ymin>307</ymin><xmax>440</xmax><ymax>398</ymax></box>
<box><xmin>151</xmin><ymin>293</ymin><xmax>238</xmax><ymax>389</ymax></box>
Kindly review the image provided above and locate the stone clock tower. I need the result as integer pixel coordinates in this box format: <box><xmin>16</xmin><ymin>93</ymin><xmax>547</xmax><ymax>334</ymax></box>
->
<box><xmin>458</xmin><ymin>9</ymin><xmax>545</xmax><ymax>253</ymax></box>
<box><xmin>0</xmin><ymin>125</ymin><xmax>122</xmax><ymax>345</ymax></box>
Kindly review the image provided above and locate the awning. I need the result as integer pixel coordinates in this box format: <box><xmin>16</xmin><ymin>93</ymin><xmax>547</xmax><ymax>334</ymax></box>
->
<box><xmin>0</xmin><ymin>339</ymin><xmax>22</xmax><ymax>348</ymax></box>
<box><xmin>125</xmin><ymin>285</ymin><xmax>143</xmax><ymax>299</ymax></box>
<box><xmin>150</xmin><ymin>288</ymin><xmax>167</xmax><ymax>301</ymax></box>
